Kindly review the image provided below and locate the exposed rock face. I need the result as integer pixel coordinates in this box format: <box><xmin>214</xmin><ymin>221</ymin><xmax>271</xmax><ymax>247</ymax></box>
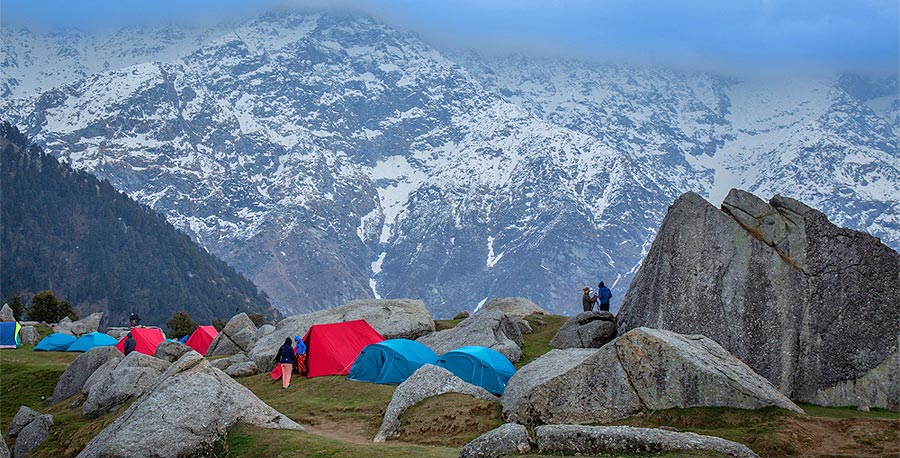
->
<box><xmin>53</xmin><ymin>312</ymin><xmax>103</xmax><ymax>336</ymax></box>
<box><xmin>78</xmin><ymin>351</ymin><xmax>301</xmax><ymax>457</ymax></box>
<box><xmin>206</xmin><ymin>313</ymin><xmax>258</xmax><ymax>357</ymax></box>
<box><xmin>48</xmin><ymin>346</ymin><xmax>122</xmax><ymax>404</ymax></box>
<box><xmin>535</xmin><ymin>425</ymin><xmax>758</xmax><ymax>458</ymax></box>
<box><xmin>256</xmin><ymin>324</ymin><xmax>275</xmax><ymax>339</ymax></box>
<box><xmin>478</xmin><ymin>298</ymin><xmax>547</xmax><ymax>318</ymax></box>
<box><xmin>82</xmin><ymin>357</ymin><xmax>121</xmax><ymax>396</ymax></box>
<box><xmin>18</xmin><ymin>326</ymin><xmax>39</xmax><ymax>345</ymax></box>
<box><xmin>458</xmin><ymin>423</ymin><xmax>532</xmax><ymax>458</ymax></box>
<box><xmin>617</xmin><ymin>190</ymin><xmax>900</xmax><ymax>409</ymax></box>
<box><xmin>12</xmin><ymin>414</ymin><xmax>52</xmax><ymax>458</ymax></box>
<box><xmin>0</xmin><ymin>304</ymin><xmax>14</xmax><ymax>321</ymax></box>
<box><xmin>416</xmin><ymin>310</ymin><xmax>523</xmax><ymax>362</ymax></box>
<box><xmin>550</xmin><ymin>311</ymin><xmax>617</xmax><ymax>349</ymax></box>
<box><xmin>83</xmin><ymin>352</ymin><xmax>171</xmax><ymax>418</ymax></box>
<box><xmin>503</xmin><ymin>327</ymin><xmax>801</xmax><ymax>425</ymax></box>
<box><xmin>374</xmin><ymin>364</ymin><xmax>498</xmax><ymax>443</ymax></box>
<box><xmin>7</xmin><ymin>406</ymin><xmax>39</xmax><ymax>438</ymax></box>
<box><xmin>224</xmin><ymin>361</ymin><xmax>259</xmax><ymax>377</ymax></box>
<box><xmin>153</xmin><ymin>341</ymin><xmax>192</xmax><ymax>363</ymax></box>
<box><xmin>249</xmin><ymin>299</ymin><xmax>435</xmax><ymax>371</ymax></box>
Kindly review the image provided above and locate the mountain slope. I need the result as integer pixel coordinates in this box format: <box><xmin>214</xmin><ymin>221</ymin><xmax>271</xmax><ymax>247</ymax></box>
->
<box><xmin>0</xmin><ymin>122</ymin><xmax>275</xmax><ymax>326</ymax></box>
<box><xmin>2</xmin><ymin>12</ymin><xmax>897</xmax><ymax>317</ymax></box>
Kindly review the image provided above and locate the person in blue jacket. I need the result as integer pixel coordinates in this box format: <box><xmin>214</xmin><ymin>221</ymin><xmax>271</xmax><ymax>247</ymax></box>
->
<box><xmin>597</xmin><ymin>281</ymin><xmax>613</xmax><ymax>312</ymax></box>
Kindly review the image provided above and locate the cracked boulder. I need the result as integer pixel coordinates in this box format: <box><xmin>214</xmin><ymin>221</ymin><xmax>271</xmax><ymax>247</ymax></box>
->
<box><xmin>617</xmin><ymin>190</ymin><xmax>900</xmax><ymax>410</ymax></box>
<box><xmin>78</xmin><ymin>351</ymin><xmax>301</xmax><ymax>457</ymax></box>
<box><xmin>417</xmin><ymin>310</ymin><xmax>523</xmax><ymax>362</ymax></box>
<box><xmin>206</xmin><ymin>313</ymin><xmax>258</xmax><ymax>357</ymax></box>
<box><xmin>502</xmin><ymin>327</ymin><xmax>801</xmax><ymax>425</ymax></box>
<box><xmin>550</xmin><ymin>311</ymin><xmax>617</xmax><ymax>349</ymax></box>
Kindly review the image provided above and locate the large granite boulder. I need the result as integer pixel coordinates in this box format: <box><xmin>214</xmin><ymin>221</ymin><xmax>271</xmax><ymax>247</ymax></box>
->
<box><xmin>154</xmin><ymin>340</ymin><xmax>191</xmax><ymax>363</ymax></box>
<box><xmin>206</xmin><ymin>313</ymin><xmax>258</xmax><ymax>357</ymax></box>
<box><xmin>550</xmin><ymin>311</ymin><xmax>617</xmax><ymax>349</ymax></box>
<box><xmin>416</xmin><ymin>310</ymin><xmax>523</xmax><ymax>362</ymax></box>
<box><xmin>81</xmin><ymin>358</ymin><xmax>121</xmax><ymax>396</ymax></box>
<box><xmin>249</xmin><ymin>299</ymin><xmax>434</xmax><ymax>371</ymax></box>
<box><xmin>374</xmin><ymin>364</ymin><xmax>498</xmax><ymax>443</ymax></box>
<box><xmin>535</xmin><ymin>425</ymin><xmax>758</xmax><ymax>458</ymax></box>
<box><xmin>18</xmin><ymin>326</ymin><xmax>39</xmax><ymax>345</ymax></box>
<box><xmin>617</xmin><ymin>190</ymin><xmax>900</xmax><ymax>410</ymax></box>
<box><xmin>503</xmin><ymin>327</ymin><xmax>802</xmax><ymax>425</ymax></box>
<box><xmin>83</xmin><ymin>352</ymin><xmax>171</xmax><ymax>418</ymax></box>
<box><xmin>12</xmin><ymin>414</ymin><xmax>52</xmax><ymax>458</ymax></box>
<box><xmin>53</xmin><ymin>312</ymin><xmax>103</xmax><ymax>337</ymax></box>
<box><xmin>48</xmin><ymin>346</ymin><xmax>122</xmax><ymax>404</ymax></box>
<box><xmin>0</xmin><ymin>304</ymin><xmax>14</xmax><ymax>322</ymax></box>
<box><xmin>458</xmin><ymin>423</ymin><xmax>532</xmax><ymax>458</ymax></box>
<box><xmin>78</xmin><ymin>351</ymin><xmax>301</xmax><ymax>457</ymax></box>
<box><xmin>477</xmin><ymin>297</ymin><xmax>547</xmax><ymax>318</ymax></box>
<box><xmin>7</xmin><ymin>406</ymin><xmax>39</xmax><ymax>438</ymax></box>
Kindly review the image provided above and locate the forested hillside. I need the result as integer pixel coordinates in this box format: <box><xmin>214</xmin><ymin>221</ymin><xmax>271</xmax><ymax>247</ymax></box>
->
<box><xmin>0</xmin><ymin>122</ymin><xmax>276</xmax><ymax>326</ymax></box>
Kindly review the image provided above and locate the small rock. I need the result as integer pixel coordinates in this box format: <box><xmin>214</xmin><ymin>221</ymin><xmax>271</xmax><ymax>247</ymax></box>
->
<box><xmin>453</xmin><ymin>310</ymin><xmax>470</xmax><ymax>320</ymax></box>
<box><xmin>7</xmin><ymin>406</ymin><xmax>39</xmax><ymax>438</ymax></box>
<box><xmin>18</xmin><ymin>326</ymin><xmax>39</xmax><ymax>345</ymax></box>
<box><xmin>550</xmin><ymin>311</ymin><xmax>617</xmax><ymax>349</ymax></box>
<box><xmin>459</xmin><ymin>423</ymin><xmax>532</xmax><ymax>458</ymax></box>
<box><xmin>0</xmin><ymin>304</ymin><xmax>14</xmax><ymax>322</ymax></box>
<box><xmin>13</xmin><ymin>414</ymin><xmax>53</xmax><ymax>458</ymax></box>
<box><xmin>857</xmin><ymin>405</ymin><xmax>870</xmax><ymax>412</ymax></box>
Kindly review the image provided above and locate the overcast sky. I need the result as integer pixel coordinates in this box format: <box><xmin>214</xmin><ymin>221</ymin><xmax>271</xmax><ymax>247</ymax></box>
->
<box><xmin>3</xmin><ymin>0</ymin><xmax>898</xmax><ymax>74</ymax></box>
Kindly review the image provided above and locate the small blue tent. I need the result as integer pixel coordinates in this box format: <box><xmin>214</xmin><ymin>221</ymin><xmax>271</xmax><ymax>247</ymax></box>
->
<box><xmin>179</xmin><ymin>334</ymin><xmax>189</xmax><ymax>344</ymax></box>
<box><xmin>66</xmin><ymin>332</ymin><xmax>118</xmax><ymax>352</ymax></box>
<box><xmin>34</xmin><ymin>333</ymin><xmax>77</xmax><ymax>351</ymax></box>
<box><xmin>435</xmin><ymin>346</ymin><xmax>516</xmax><ymax>395</ymax></box>
<box><xmin>0</xmin><ymin>322</ymin><xmax>21</xmax><ymax>349</ymax></box>
<box><xmin>348</xmin><ymin>339</ymin><xmax>438</xmax><ymax>384</ymax></box>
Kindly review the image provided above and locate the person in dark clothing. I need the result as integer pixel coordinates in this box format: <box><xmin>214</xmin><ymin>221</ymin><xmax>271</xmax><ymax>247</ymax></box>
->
<box><xmin>123</xmin><ymin>332</ymin><xmax>137</xmax><ymax>356</ymax></box>
<box><xmin>273</xmin><ymin>337</ymin><xmax>295</xmax><ymax>389</ymax></box>
<box><xmin>582</xmin><ymin>287</ymin><xmax>597</xmax><ymax>312</ymax></box>
<box><xmin>597</xmin><ymin>281</ymin><xmax>613</xmax><ymax>312</ymax></box>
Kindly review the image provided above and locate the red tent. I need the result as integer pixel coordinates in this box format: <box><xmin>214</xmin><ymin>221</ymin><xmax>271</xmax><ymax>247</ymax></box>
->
<box><xmin>115</xmin><ymin>327</ymin><xmax>165</xmax><ymax>356</ymax></box>
<box><xmin>185</xmin><ymin>325</ymin><xmax>218</xmax><ymax>356</ymax></box>
<box><xmin>304</xmin><ymin>320</ymin><xmax>384</xmax><ymax>378</ymax></box>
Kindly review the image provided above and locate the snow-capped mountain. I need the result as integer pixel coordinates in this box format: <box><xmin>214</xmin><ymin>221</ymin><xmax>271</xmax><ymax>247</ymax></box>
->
<box><xmin>2</xmin><ymin>11</ymin><xmax>897</xmax><ymax>317</ymax></box>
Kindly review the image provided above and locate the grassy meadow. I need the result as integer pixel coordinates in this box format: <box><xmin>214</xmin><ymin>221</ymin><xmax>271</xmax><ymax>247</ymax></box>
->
<box><xmin>1</xmin><ymin>315</ymin><xmax>897</xmax><ymax>457</ymax></box>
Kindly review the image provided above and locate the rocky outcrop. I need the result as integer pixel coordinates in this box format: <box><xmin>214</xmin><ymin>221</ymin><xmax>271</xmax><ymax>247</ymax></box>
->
<box><xmin>18</xmin><ymin>326</ymin><xmax>39</xmax><ymax>345</ymax></box>
<box><xmin>477</xmin><ymin>298</ymin><xmax>546</xmax><ymax>318</ymax></box>
<box><xmin>206</xmin><ymin>313</ymin><xmax>258</xmax><ymax>357</ymax></box>
<box><xmin>12</xmin><ymin>414</ymin><xmax>52</xmax><ymax>458</ymax></box>
<box><xmin>374</xmin><ymin>364</ymin><xmax>498</xmax><ymax>443</ymax></box>
<box><xmin>416</xmin><ymin>310</ymin><xmax>523</xmax><ymax>362</ymax></box>
<box><xmin>7</xmin><ymin>406</ymin><xmax>39</xmax><ymax>438</ymax></box>
<box><xmin>503</xmin><ymin>327</ymin><xmax>801</xmax><ymax>425</ymax></box>
<box><xmin>52</xmin><ymin>312</ymin><xmax>103</xmax><ymax>337</ymax></box>
<box><xmin>550</xmin><ymin>311</ymin><xmax>617</xmax><ymax>349</ymax></box>
<box><xmin>458</xmin><ymin>423</ymin><xmax>532</xmax><ymax>458</ymax></box>
<box><xmin>83</xmin><ymin>352</ymin><xmax>171</xmax><ymax>418</ymax></box>
<box><xmin>48</xmin><ymin>346</ymin><xmax>122</xmax><ymax>404</ymax></box>
<box><xmin>78</xmin><ymin>351</ymin><xmax>301</xmax><ymax>457</ymax></box>
<box><xmin>534</xmin><ymin>425</ymin><xmax>758</xmax><ymax>458</ymax></box>
<box><xmin>153</xmin><ymin>340</ymin><xmax>191</xmax><ymax>363</ymax></box>
<box><xmin>617</xmin><ymin>190</ymin><xmax>900</xmax><ymax>410</ymax></box>
<box><xmin>249</xmin><ymin>299</ymin><xmax>435</xmax><ymax>371</ymax></box>
<box><xmin>0</xmin><ymin>304</ymin><xmax>14</xmax><ymax>321</ymax></box>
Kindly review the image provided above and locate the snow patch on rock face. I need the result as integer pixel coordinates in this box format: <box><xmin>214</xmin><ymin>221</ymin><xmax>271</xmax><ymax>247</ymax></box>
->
<box><xmin>370</xmin><ymin>155</ymin><xmax>428</xmax><ymax>245</ymax></box>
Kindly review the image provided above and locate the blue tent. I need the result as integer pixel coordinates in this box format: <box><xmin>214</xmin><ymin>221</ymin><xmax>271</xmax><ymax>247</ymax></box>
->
<box><xmin>66</xmin><ymin>332</ymin><xmax>118</xmax><ymax>352</ymax></box>
<box><xmin>435</xmin><ymin>346</ymin><xmax>516</xmax><ymax>395</ymax></box>
<box><xmin>0</xmin><ymin>322</ymin><xmax>21</xmax><ymax>349</ymax></box>
<box><xmin>348</xmin><ymin>339</ymin><xmax>438</xmax><ymax>384</ymax></box>
<box><xmin>34</xmin><ymin>333</ymin><xmax>77</xmax><ymax>351</ymax></box>
<box><xmin>179</xmin><ymin>334</ymin><xmax>189</xmax><ymax>344</ymax></box>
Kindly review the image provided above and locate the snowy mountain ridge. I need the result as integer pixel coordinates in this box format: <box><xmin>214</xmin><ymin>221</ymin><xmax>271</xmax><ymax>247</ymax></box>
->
<box><xmin>2</xmin><ymin>11</ymin><xmax>897</xmax><ymax>317</ymax></box>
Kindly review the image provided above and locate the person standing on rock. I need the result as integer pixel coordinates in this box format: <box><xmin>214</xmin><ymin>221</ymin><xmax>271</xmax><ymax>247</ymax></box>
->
<box><xmin>274</xmin><ymin>337</ymin><xmax>295</xmax><ymax>389</ymax></box>
<box><xmin>582</xmin><ymin>287</ymin><xmax>597</xmax><ymax>312</ymax></box>
<box><xmin>124</xmin><ymin>332</ymin><xmax>137</xmax><ymax>356</ymax></box>
<box><xmin>597</xmin><ymin>281</ymin><xmax>612</xmax><ymax>312</ymax></box>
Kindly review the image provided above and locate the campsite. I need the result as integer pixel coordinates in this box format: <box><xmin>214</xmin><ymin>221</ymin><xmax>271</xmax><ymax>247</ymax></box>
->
<box><xmin>1</xmin><ymin>299</ymin><xmax>898</xmax><ymax>458</ymax></box>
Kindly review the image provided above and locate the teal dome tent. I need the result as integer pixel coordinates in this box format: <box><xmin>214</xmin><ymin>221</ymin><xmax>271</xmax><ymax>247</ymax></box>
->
<box><xmin>66</xmin><ymin>332</ymin><xmax>118</xmax><ymax>352</ymax></box>
<box><xmin>434</xmin><ymin>346</ymin><xmax>516</xmax><ymax>395</ymax></box>
<box><xmin>34</xmin><ymin>333</ymin><xmax>77</xmax><ymax>351</ymax></box>
<box><xmin>348</xmin><ymin>339</ymin><xmax>438</xmax><ymax>384</ymax></box>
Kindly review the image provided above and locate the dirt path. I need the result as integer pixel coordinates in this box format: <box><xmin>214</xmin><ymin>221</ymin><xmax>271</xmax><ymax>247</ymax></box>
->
<box><xmin>781</xmin><ymin>417</ymin><xmax>900</xmax><ymax>457</ymax></box>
